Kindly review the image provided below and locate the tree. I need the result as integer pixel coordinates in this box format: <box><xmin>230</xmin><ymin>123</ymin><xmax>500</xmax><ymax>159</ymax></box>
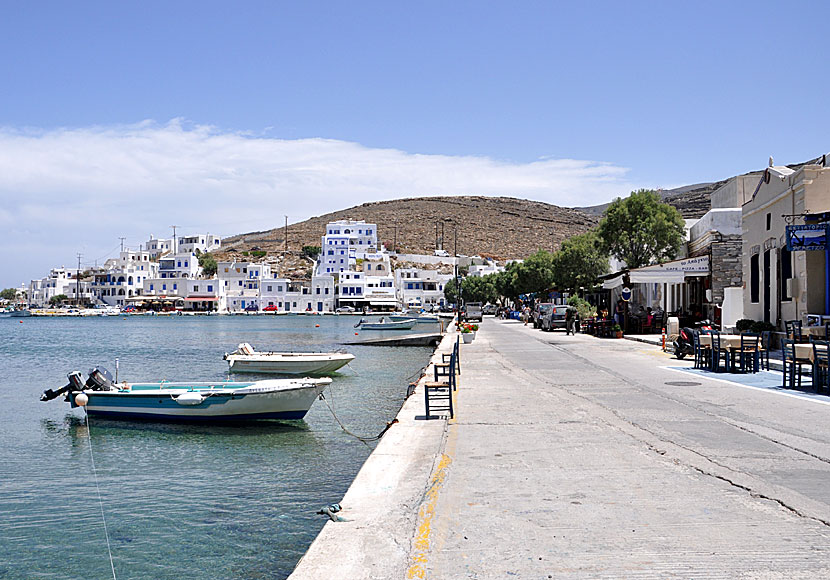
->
<box><xmin>49</xmin><ymin>294</ymin><xmax>69</xmax><ymax>306</ymax></box>
<box><xmin>198</xmin><ymin>252</ymin><xmax>218</xmax><ymax>277</ymax></box>
<box><xmin>514</xmin><ymin>250</ymin><xmax>556</xmax><ymax>296</ymax></box>
<box><xmin>551</xmin><ymin>231</ymin><xmax>609</xmax><ymax>292</ymax></box>
<box><xmin>444</xmin><ymin>277</ymin><xmax>461</xmax><ymax>305</ymax></box>
<box><xmin>0</xmin><ymin>288</ymin><xmax>16</xmax><ymax>301</ymax></box>
<box><xmin>597</xmin><ymin>189</ymin><xmax>685</xmax><ymax>269</ymax></box>
<box><xmin>302</xmin><ymin>245</ymin><xmax>321</xmax><ymax>260</ymax></box>
<box><xmin>462</xmin><ymin>275</ymin><xmax>498</xmax><ymax>304</ymax></box>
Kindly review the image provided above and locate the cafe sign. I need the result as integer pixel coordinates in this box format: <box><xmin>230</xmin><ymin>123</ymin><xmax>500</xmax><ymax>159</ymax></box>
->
<box><xmin>786</xmin><ymin>224</ymin><xmax>828</xmax><ymax>251</ymax></box>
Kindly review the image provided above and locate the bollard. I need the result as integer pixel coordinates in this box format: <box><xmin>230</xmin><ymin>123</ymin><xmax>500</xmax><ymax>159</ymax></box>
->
<box><xmin>661</xmin><ymin>327</ymin><xmax>666</xmax><ymax>351</ymax></box>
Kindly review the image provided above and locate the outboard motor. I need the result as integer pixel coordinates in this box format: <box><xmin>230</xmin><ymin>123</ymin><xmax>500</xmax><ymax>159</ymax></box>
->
<box><xmin>86</xmin><ymin>367</ymin><xmax>116</xmax><ymax>391</ymax></box>
<box><xmin>41</xmin><ymin>370</ymin><xmax>86</xmax><ymax>402</ymax></box>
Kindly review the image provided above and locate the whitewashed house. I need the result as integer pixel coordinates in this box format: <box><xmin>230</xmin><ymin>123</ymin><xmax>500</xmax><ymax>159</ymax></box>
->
<box><xmin>395</xmin><ymin>268</ymin><xmax>452</xmax><ymax>309</ymax></box>
<box><xmin>316</xmin><ymin>220</ymin><xmax>378</xmax><ymax>275</ymax></box>
<box><xmin>92</xmin><ymin>250</ymin><xmax>158</xmax><ymax>307</ymax></box>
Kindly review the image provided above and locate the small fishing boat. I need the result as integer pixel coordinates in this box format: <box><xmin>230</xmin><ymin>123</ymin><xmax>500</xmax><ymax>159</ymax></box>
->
<box><xmin>40</xmin><ymin>367</ymin><xmax>331</xmax><ymax>421</ymax></box>
<box><xmin>354</xmin><ymin>317</ymin><xmax>416</xmax><ymax>330</ymax></box>
<box><xmin>224</xmin><ymin>343</ymin><xmax>355</xmax><ymax>375</ymax></box>
<box><xmin>0</xmin><ymin>308</ymin><xmax>31</xmax><ymax>318</ymax></box>
<box><xmin>390</xmin><ymin>314</ymin><xmax>440</xmax><ymax>323</ymax></box>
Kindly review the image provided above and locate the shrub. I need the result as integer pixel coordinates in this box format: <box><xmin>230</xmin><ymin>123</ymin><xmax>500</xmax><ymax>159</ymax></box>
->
<box><xmin>735</xmin><ymin>319</ymin><xmax>755</xmax><ymax>332</ymax></box>
<box><xmin>749</xmin><ymin>321</ymin><xmax>776</xmax><ymax>333</ymax></box>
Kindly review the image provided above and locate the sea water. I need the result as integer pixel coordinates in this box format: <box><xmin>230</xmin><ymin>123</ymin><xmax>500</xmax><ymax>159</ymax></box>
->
<box><xmin>0</xmin><ymin>315</ymin><xmax>433</xmax><ymax>579</ymax></box>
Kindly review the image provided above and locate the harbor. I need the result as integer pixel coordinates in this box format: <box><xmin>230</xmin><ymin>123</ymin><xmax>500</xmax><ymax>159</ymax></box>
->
<box><xmin>291</xmin><ymin>317</ymin><xmax>830</xmax><ymax>578</ymax></box>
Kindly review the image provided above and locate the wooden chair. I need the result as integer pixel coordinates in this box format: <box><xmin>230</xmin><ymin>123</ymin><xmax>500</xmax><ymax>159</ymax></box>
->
<box><xmin>424</xmin><ymin>350</ymin><xmax>456</xmax><ymax>419</ymax></box>
<box><xmin>758</xmin><ymin>330</ymin><xmax>771</xmax><ymax>371</ymax></box>
<box><xmin>782</xmin><ymin>339</ymin><xmax>807</xmax><ymax>389</ymax></box>
<box><xmin>710</xmin><ymin>331</ymin><xmax>730</xmax><ymax>373</ymax></box>
<box><xmin>785</xmin><ymin>320</ymin><xmax>803</xmax><ymax>343</ymax></box>
<box><xmin>736</xmin><ymin>333</ymin><xmax>760</xmax><ymax>373</ymax></box>
<box><xmin>692</xmin><ymin>330</ymin><xmax>703</xmax><ymax>369</ymax></box>
<box><xmin>812</xmin><ymin>340</ymin><xmax>829</xmax><ymax>394</ymax></box>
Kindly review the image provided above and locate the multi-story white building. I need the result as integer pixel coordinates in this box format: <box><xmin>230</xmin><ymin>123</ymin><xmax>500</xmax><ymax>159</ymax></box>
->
<box><xmin>29</xmin><ymin>267</ymin><xmax>96</xmax><ymax>307</ymax></box>
<box><xmin>178</xmin><ymin>234</ymin><xmax>221</xmax><ymax>255</ymax></box>
<box><xmin>145</xmin><ymin>235</ymin><xmax>174</xmax><ymax>260</ymax></box>
<box><xmin>218</xmin><ymin>260</ymin><xmax>336</xmax><ymax>313</ymax></box>
<box><xmin>158</xmin><ymin>252</ymin><xmax>201</xmax><ymax>279</ymax></box>
<box><xmin>337</xmin><ymin>254</ymin><xmax>398</xmax><ymax>311</ymax></box>
<box><xmin>91</xmin><ymin>250</ymin><xmax>158</xmax><ymax>307</ymax></box>
<box><xmin>395</xmin><ymin>267</ymin><xmax>452</xmax><ymax>309</ymax></box>
<box><xmin>317</xmin><ymin>220</ymin><xmax>378</xmax><ymax>275</ymax></box>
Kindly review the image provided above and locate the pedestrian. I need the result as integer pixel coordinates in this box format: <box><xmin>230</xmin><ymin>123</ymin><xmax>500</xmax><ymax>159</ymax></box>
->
<box><xmin>566</xmin><ymin>305</ymin><xmax>577</xmax><ymax>335</ymax></box>
<box><xmin>522</xmin><ymin>305</ymin><xmax>531</xmax><ymax>326</ymax></box>
<box><xmin>615</xmin><ymin>299</ymin><xmax>625</xmax><ymax>327</ymax></box>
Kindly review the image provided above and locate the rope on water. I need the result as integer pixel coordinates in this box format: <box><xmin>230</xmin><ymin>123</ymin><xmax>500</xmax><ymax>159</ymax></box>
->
<box><xmin>84</xmin><ymin>410</ymin><xmax>117</xmax><ymax>580</ymax></box>
<box><xmin>320</xmin><ymin>385</ymin><xmax>397</xmax><ymax>447</ymax></box>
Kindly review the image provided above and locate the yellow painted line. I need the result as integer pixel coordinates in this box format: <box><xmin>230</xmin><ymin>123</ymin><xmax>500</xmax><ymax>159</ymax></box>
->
<box><xmin>406</xmin><ymin>453</ymin><xmax>452</xmax><ymax>579</ymax></box>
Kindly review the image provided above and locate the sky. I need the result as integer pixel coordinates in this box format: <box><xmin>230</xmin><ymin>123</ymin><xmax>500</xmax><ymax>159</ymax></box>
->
<box><xmin>1</xmin><ymin>0</ymin><xmax>828</xmax><ymax>288</ymax></box>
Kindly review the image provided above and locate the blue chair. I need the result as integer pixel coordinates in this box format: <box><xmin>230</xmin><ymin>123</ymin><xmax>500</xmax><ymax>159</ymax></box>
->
<box><xmin>782</xmin><ymin>339</ymin><xmax>806</xmax><ymax>389</ymax></box>
<box><xmin>710</xmin><ymin>331</ymin><xmax>730</xmax><ymax>373</ymax></box>
<box><xmin>736</xmin><ymin>333</ymin><xmax>760</xmax><ymax>373</ymax></box>
<box><xmin>813</xmin><ymin>340</ymin><xmax>829</xmax><ymax>393</ymax></box>
<box><xmin>692</xmin><ymin>330</ymin><xmax>703</xmax><ymax>369</ymax></box>
<box><xmin>759</xmin><ymin>330</ymin><xmax>771</xmax><ymax>371</ymax></box>
<box><xmin>785</xmin><ymin>320</ymin><xmax>803</xmax><ymax>343</ymax></box>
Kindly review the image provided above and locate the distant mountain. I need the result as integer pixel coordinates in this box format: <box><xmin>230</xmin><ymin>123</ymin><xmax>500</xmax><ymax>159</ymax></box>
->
<box><xmin>218</xmin><ymin>196</ymin><xmax>599</xmax><ymax>264</ymax></box>
<box><xmin>577</xmin><ymin>181</ymin><xmax>724</xmax><ymax>219</ymax></box>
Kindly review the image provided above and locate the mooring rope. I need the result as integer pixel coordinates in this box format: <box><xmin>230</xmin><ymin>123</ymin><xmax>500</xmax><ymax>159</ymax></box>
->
<box><xmin>84</xmin><ymin>410</ymin><xmax>117</xmax><ymax>580</ymax></box>
<box><xmin>320</xmin><ymin>385</ymin><xmax>395</xmax><ymax>447</ymax></box>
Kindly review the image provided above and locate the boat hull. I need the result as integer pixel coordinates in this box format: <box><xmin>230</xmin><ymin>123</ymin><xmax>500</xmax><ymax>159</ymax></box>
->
<box><xmin>357</xmin><ymin>319</ymin><xmax>416</xmax><ymax>330</ymax></box>
<box><xmin>73</xmin><ymin>380</ymin><xmax>329</xmax><ymax>421</ymax></box>
<box><xmin>226</xmin><ymin>353</ymin><xmax>354</xmax><ymax>375</ymax></box>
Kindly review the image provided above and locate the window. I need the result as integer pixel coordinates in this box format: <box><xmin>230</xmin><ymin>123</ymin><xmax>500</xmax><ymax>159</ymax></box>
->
<box><xmin>173</xmin><ymin>283</ymin><xmax>177</xmax><ymax>290</ymax></box>
<box><xmin>239</xmin><ymin>281</ymin><xmax>243</xmax><ymax>286</ymax></box>
<box><xmin>267</xmin><ymin>285</ymin><xmax>272</xmax><ymax>292</ymax></box>
<box><xmin>780</xmin><ymin>248</ymin><xmax>792</xmax><ymax>301</ymax></box>
<box><xmin>766</xmin><ymin>213</ymin><xmax>771</xmax><ymax>230</ymax></box>
<box><xmin>207</xmin><ymin>285</ymin><xmax>213</xmax><ymax>292</ymax></box>
<box><xmin>184</xmin><ymin>261</ymin><xmax>188</xmax><ymax>267</ymax></box>
<box><xmin>750</xmin><ymin>253</ymin><xmax>760</xmax><ymax>303</ymax></box>
<box><xmin>150</xmin><ymin>284</ymin><xmax>154</xmax><ymax>291</ymax></box>
<box><xmin>316</xmin><ymin>288</ymin><xmax>320</xmax><ymax>294</ymax></box>
<box><xmin>162</xmin><ymin>284</ymin><xmax>167</xmax><ymax>290</ymax></box>
<box><xmin>325</xmin><ymin>288</ymin><xmax>329</xmax><ymax>294</ymax></box>
<box><xmin>194</xmin><ymin>285</ymin><xmax>199</xmax><ymax>292</ymax></box>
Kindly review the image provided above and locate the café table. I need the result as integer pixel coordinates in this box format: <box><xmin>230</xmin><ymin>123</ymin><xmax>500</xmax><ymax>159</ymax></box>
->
<box><xmin>794</xmin><ymin>342</ymin><xmax>829</xmax><ymax>362</ymax></box>
<box><xmin>698</xmin><ymin>334</ymin><xmax>759</xmax><ymax>372</ymax></box>
<box><xmin>802</xmin><ymin>326</ymin><xmax>829</xmax><ymax>339</ymax></box>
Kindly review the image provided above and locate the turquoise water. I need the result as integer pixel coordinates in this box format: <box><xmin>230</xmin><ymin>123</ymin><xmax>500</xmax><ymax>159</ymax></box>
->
<box><xmin>0</xmin><ymin>315</ymin><xmax>433</xmax><ymax>579</ymax></box>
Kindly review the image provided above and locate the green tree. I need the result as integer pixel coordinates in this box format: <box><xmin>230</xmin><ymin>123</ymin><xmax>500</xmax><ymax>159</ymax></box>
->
<box><xmin>444</xmin><ymin>277</ymin><xmax>461</xmax><ymax>305</ymax></box>
<box><xmin>462</xmin><ymin>275</ymin><xmax>498</xmax><ymax>304</ymax></box>
<box><xmin>198</xmin><ymin>252</ymin><xmax>218</xmax><ymax>277</ymax></box>
<box><xmin>302</xmin><ymin>245</ymin><xmax>321</xmax><ymax>259</ymax></box>
<box><xmin>493</xmin><ymin>262</ymin><xmax>521</xmax><ymax>302</ymax></box>
<box><xmin>49</xmin><ymin>294</ymin><xmax>69</xmax><ymax>306</ymax></box>
<box><xmin>514</xmin><ymin>250</ymin><xmax>556</xmax><ymax>295</ymax></box>
<box><xmin>597</xmin><ymin>189</ymin><xmax>685</xmax><ymax>269</ymax></box>
<box><xmin>551</xmin><ymin>231</ymin><xmax>609</xmax><ymax>292</ymax></box>
<box><xmin>0</xmin><ymin>288</ymin><xmax>16</xmax><ymax>301</ymax></box>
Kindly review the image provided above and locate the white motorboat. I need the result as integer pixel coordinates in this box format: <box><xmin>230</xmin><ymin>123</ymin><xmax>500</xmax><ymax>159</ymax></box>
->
<box><xmin>390</xmin><ymin>314</ymin><xmax>440</xmax><ymax>323</ymax></box>
<box><xmin>41</xmin><ymin>367</ymin><xmax>331</xmax><ymax>422</ymax></box>
<box><xmin>224</xmin><ymin>343</ymin><xmax>355</xmax><ymax>375</ymax></box>
<box><xmin>354</xmin><ymin>317</ymin><xmax>416</xmax><ymax>330</ymax></box>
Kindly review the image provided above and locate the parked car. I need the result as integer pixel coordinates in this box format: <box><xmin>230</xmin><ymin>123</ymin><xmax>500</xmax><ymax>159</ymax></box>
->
<box><xmin>263</xmin><ymin>305</ymin><xmax>279</xmax><ymax>312</ymax></box>
<box><xmin>541</xmin><ymin>305</ymin><xmax>570</xmax><ymax>331</ymax></box>
<box><xmin>532</xmin><ymin>303</ymin><xmax>553</xmax><ymax>328</ymax></box>
<box><xmin>482</xmin><ymin>303</ymin><xmax>498</xmax><ymax>316</ymax></box>
<box><xmin>433</xmin><ymin>249</ymin><xmax>450</xmax><ymax>257</ymax></box>
<box><xmin>534</xmin><ymin>303</ymin><xmax>554</xmax><ymax>328</ymax></box>
<box><xmin>336</xmin><ymin>306</ymin><xmax>355</xmax><ymax>313</ymax></box>
<box><xmin>463</xmin><ymin>302</ymin><xmax>483</xmax><ymax>322</ymax></box>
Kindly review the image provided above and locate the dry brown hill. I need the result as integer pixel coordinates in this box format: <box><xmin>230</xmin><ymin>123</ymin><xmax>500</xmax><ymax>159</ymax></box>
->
<box><xmin>218</xmin><ymin>196</ymin><xmax>598</xmax><ymax>265</ymax></box>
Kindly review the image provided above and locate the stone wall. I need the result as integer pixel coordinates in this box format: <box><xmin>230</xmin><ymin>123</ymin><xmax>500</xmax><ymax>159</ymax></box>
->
<box><xmin>710</xmin><ymin>234</ymin><xmax>743</xmax><ymax>305</ymax></box>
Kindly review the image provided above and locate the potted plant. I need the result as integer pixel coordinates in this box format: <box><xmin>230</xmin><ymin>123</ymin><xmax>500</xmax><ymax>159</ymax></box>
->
<box><xmin>611</xmin><ymin>323</ymin><xmax>623</xmax><ymax>338</ymax></box>
<box><xmin>459</xmin><ymin>322</ymin><xmax>477</xmax><ymax>343</ymax></box>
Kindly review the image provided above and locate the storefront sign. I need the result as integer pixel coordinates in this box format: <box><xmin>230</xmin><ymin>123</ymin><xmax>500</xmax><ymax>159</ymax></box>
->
<box><xmin>786</xmin><ymin>224</ymin><xmax>828</xmax><ymax>251</ymax></box>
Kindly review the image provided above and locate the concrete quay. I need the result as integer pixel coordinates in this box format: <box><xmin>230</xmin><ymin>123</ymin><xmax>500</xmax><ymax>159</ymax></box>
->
<box><xmin>291</xmin><ymin>318</ymin><xmax>830</xmax><ymax>579</ymax></box>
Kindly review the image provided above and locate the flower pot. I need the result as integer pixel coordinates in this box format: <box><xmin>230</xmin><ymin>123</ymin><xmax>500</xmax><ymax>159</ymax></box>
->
<box><xmin>614</xmin><ymin>331</ymin><xmax>623</xmax><ymax>339</ymax></box>
<box><xmin>462</xmin><ymin>333</ymin><xmax>474</xmax><ymax>344</ymax></box>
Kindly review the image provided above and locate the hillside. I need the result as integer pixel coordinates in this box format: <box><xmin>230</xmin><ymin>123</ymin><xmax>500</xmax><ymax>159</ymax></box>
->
<box><xmin>218</xmin><ymin>196</ymin><xmax>599</xmax><ymax>266</ymax></box>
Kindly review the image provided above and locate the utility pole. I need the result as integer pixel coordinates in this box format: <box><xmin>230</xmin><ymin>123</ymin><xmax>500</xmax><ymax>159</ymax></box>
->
<box><xmin>284</xmin><ymin>216</ymin><xmax>288</xmax><ymax>255</ymax></box>
<box><xmin>441</xmin><ymin>221</ymin><xmax>445</xmax><ymax>251</ymax></box>
<box><xmin>454</xmin><ymin>228</ymin><xmax>462</xmax><ymax>311</ymax></box>
<box><xmin>76</xmin><ymin>253</ymin><xmax>82</xmax><ymax>305</ymax></box>
<box><xmin>435</xmin><ymin>222</ymin><xmax>439</xmax><ymax>250</ymax></box>
<box><xmin>119</xmin><ymin>237</ymin><xmax>126</xmax><ymax>253</ymax></box>
<box><xmin>393</xmin><ymin>221</ymin><xmax>398</xmax><ymax>253</ymax></box>
<box><xmin>170</xmin><ymin>225</ymin><xmax>179</xmax><ymax>254</ymax></box>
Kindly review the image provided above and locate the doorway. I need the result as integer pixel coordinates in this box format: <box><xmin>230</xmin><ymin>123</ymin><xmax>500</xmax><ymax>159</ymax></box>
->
<box><xmin>763</xmin><ymin>250</ymin><xmax>771</xmax><ymax>323</ymax></box>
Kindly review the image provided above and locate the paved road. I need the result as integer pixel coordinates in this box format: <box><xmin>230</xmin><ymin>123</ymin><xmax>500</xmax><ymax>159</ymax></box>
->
<box><xmin>416</xmin><ymin>318</ymin><xmax>830</xmax><ymax>578</ymax></box>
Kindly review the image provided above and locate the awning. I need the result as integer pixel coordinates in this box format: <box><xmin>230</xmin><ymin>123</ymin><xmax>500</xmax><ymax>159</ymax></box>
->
<box><xmin>629</xmin><ymin>270</ymin><xmax>685</xmax><ymax>284</ymax></box>
<box><xmin>628</xmin><ymin>255</ymin><xmax>710</xmax><ymax>284</ymax></box>
<box><xmin>602</xmin><ymin>274</ymin><xmax>624</xmax><ymax>289</ymax></box>
<box><xmin>370</xmin><ymin>300</ymin><xmax>399</xmax><ymax>306</ymax></box>
<box><xmin>184</xmin><ymin>296</ymin><xmax>219</xmax><ymax>302</ymax></box>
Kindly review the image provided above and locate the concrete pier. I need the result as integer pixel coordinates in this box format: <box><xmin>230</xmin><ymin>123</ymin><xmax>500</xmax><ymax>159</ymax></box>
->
<box><xmin>291</xmin><ymin>318</ymin><xmax>830</xmax><ymax>578</ymax></box>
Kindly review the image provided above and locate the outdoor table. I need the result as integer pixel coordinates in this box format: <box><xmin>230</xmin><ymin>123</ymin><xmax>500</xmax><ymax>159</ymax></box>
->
<box><xmin>802</xmin><ymin>326</ymin><xmax>828</xmax><ymax>339</ymax></box>
<box><xmin>794</xmin><ymin>342</ymin><xmax>828</xmax><ymax>363</ymax></box>
<box><xmin>698</xmin><ymin>335</ymin><xmax>759</xmax><ymax>372</ymax></box>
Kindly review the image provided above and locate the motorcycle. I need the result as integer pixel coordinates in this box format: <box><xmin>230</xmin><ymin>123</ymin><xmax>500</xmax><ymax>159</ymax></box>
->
<box><xmin>673</xmin><ymin>320</ymin><xmax>712</xmax><ymax>359</ymax></box>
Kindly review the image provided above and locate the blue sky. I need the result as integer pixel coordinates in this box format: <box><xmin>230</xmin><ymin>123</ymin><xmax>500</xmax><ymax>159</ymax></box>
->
<box><xmin>1</xmin><ymin>1</ymin><xmax>828</xmax><ymax>288</ymax></box>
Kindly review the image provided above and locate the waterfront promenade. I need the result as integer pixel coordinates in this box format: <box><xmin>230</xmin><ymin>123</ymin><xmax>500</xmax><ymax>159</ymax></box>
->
<box><xmin>291</xmin><ymin>318</ymin><xmax>830</xmax><ymax>578</ymax></box>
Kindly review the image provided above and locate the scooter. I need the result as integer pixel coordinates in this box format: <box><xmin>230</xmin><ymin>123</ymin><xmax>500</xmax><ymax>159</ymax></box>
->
<box><xmin>673</xmin><ymin>320</ymin><xmax>712</xmax><ymax>359</ymax></box>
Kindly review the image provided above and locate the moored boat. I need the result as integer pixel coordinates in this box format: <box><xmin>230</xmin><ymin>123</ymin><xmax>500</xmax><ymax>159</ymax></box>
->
<box><xmin>354</xmin><ymin>317</ymin><xmax>416</xmax><ymax>330</ymax></box>
<box><xmin>224</xmin><ymin>343</ymin><xmax>355</xmax><ymax>375</ymax></box>
<box><xmin>40</xmin><ymin>367</ymin><xmax>331</xmax><ymax>421</ymax></box>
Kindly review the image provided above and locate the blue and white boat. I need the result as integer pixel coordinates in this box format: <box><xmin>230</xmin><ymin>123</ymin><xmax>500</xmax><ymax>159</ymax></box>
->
<box><xmin>41</xmin><ymin>367</ymin><xmax>331</xmax><ymax>422</ymax></box>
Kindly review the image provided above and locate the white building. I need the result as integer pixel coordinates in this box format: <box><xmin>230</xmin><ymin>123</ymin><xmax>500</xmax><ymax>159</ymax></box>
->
<box><xmin>317</xmin><ymin>220</ymin><xmax>378</xmax><ymax>275</ymax></box>
<box><xmin>395</xmin><ymin>267</ymin><xmax>452</xmax><ymax>309</ymax></box>
<box><xmin>29</xmin><ymin>267</ymin><xmax>96</xmax><ymax>307</ymax></box>
<box><xmin>178</xmin><ymin>234</ymin><xmax>221</xmax><ymax>255</ymax></box>
<box><xmin>145</xmin><ymin>235</ymin><xmax>174</xmax><ymax>260</ymax></box>
<box><xmin>92</xmin><ymin>250</ymin><xmax>158</xmax><ymax>307</ymax></box>
<box><xmin>219</xmin><ymin>261</ymin><xmax>269</xmax><ymax>312</ymax></box>
<box><xmin>158</xmin><ymin>252</ymin><xmax>201</xmax><ymax>279</ymax></box>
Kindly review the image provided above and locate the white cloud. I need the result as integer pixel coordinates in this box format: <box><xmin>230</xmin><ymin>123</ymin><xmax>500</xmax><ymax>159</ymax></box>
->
<box><xmin>0</xmin><ymin>120</ymin><xmax>636</xmax><ymax>287</ymax></box>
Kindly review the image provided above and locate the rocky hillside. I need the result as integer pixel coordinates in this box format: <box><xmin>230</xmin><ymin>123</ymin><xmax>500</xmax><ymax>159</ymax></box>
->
<box><xmin>218</xmin><ymin>196</ymin><xmax>599</xmax><ymax>266</ymax></box>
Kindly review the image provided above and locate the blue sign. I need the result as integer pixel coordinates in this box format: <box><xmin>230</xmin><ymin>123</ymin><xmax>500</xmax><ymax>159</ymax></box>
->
<box><xmin>786</xmin><ymin>224</ymin><xmax>828</xmax><ymax>251</ymax></box>
<box><xmin>621</xmin><ymin>287</ymin><xmax>632</xmax><ymax>301</ymax></box>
